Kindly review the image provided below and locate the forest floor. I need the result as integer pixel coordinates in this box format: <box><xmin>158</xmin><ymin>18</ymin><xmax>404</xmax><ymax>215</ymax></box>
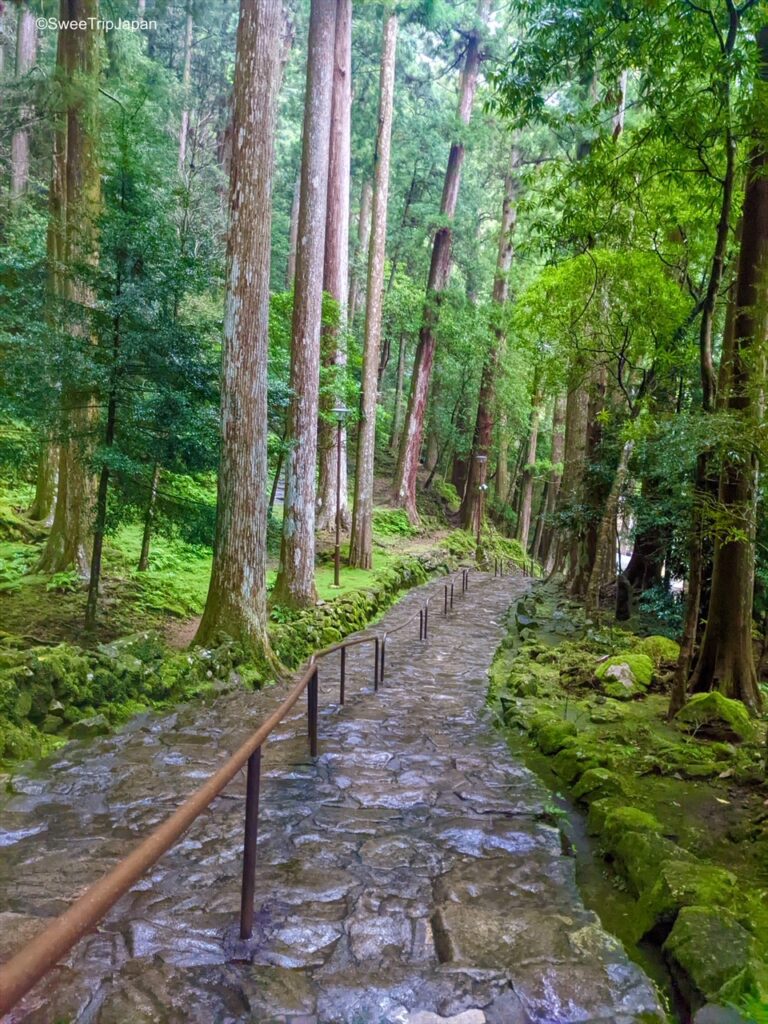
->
<box><xmin>0</xmin><ymin>569</ymin><xmax>667</xmax><ymax>1024</ymax></box>
<box><xmin>490</xmin><ymin>583</ymin><xmax>768</xmax><ymax>1022</ymax></box>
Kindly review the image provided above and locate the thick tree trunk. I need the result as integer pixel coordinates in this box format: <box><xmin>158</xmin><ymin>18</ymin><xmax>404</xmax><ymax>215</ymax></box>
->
<box><xmin>393</xmin><ymin>0</ymin><xmax>489</xmax><ymax>522</ymax></box>
<box><xmin>11</xmin><ymin>3</ymin><xmax>37</xmax><ymax>198</ymax></box>
<box><xmin>349</xmin><ymin>13</ymin><xmax>397</xmax><ymax>569</ymax></box>
<box><xmin>178</xmin><ymin>0</ymin><xmax>193</xmax><ymax>175</ymax></box>
<box><xmin>138</xmin><ymin>463</ymin><xmax>161</xmax><ymax>572</ymax></box>
<box><xmin>389</xmin><ymin>332</ymin><xmax>406</xmax><ymax>452</ymax></box>
<box><xmin>585</xmin><ymin>439</ymin><xmax>634</xmax><ymax>616</ymax></box>
<box><xmin>273</xmin><ymin>0</ymin><xmax>336</xmax><ymax>608</ymax></box>
<box><xmin>535</xmin><ymin>393</ymin><xmax>566</xmax><ymax>567</ymax></box>
<box><xmin>194</xmin><ymin>0</ymin><xmax>281</xmax><ymax>652</ymax></box>
<box><xmin>347</xmin><ymin>178</ymin><xmax>372</xmax><ymax>319</ymax></box>
<box><xmin>37</xmin><ymin>0</ymin><xmax>101</xmax><ymax>577</ymax></box>
<box><xmin>516</xmin><ymin>392</ymin><xmax>542</xmax><ymax>552</ymax></box>
<box><xmin>549</xmin><ymin>375</ymin><xmax>589</xmax><ymax>577</ymax></box>
<box><xmin>460</xmin><ymin>147</ymin><xmax>518</xmax><ymax>534</ymax></box>
<box><xmin>687</xmin><ymin>39</ymin><xmax>768</xmax><ymax>711</ymax></box>
<box><xmin>28</xmin><ymin>445</ymin><xmax>57</xmax><ymax>524</ymax></box>
<box><xmin>285</xmin><ymin>174</ymin><xmax>300</xmax><ymax>288</ymax></box>
<box><xmin>316</xmin><ymin>0</ymin><xmax>352</xmax><ymax>534</ymax></box>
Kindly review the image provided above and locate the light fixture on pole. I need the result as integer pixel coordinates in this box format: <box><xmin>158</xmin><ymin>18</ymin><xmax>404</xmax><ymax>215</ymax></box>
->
<box><xmin>331</xmin><ymin>404</ymin><xmax>350</xmax><ymax>588</ymax></box>
<box><xmin>474</xmin><ymin>453</ymin><xmax>488</xmax><ymax>552</ymax></box>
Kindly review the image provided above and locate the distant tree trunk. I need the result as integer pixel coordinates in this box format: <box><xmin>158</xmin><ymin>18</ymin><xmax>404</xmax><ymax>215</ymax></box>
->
<box><xmin>611</xmin><ymin>69</ymin><xmax>628</xmax><ymax>139</ymax></box>
<box><xmin>138</xmin><ymin>463</ymin><xmax>161</xmax><ymax>571</ymax></box>
<box><xmin>495</xmin><ymin>412</ymin><xmax>509</xmax><ymax>506</ymax></box>
<box><xmin>195</xmin><ymin>0</ymin><xmax>282</xmax><ymax>651</ymax></box>
<box><xmin>11</xmin><ymin>3</ymin><xmax>37</xmax><ymax>198</ymax></box>
<box><xmin>393</xmin><ymin>0</ymin><xmax>490</xmax><ymax>522</ymax></box>
<box><xmin>535</xmin><ymin>394</ymin><xmax>566</xmax><ymax>566</ymax></box>
<box><xmin>389</xmin><ymin>332</ymin><xmax>406</xmax><ymax>452</ymax></box>
<box><xmin>460</xmin><ymin>152</ymin><xmax>518</xmax><ymax>536</ymax></box>
<box><xmin>686</xmin><ymin>33</ymin><xmax>768</xmax><ymax>712</ymax></box>
<box><xmin>348</xmin><ymin>178</ymin><xmax>372</xmax><ymax>319</ymax></box>
<box><xmin>178</xmin><ymin>0</ymin><xmax>194</xmax><ymax>175</ymax></box>
<box><xmin>516</xmin><ymin>392</ymin><xmax>542</xmax><ymax>551</ymax></box>
<box><xmin>316</xmin><ymin>0</ymin><xmax>352</xmax><ymax>534</ymax></box>
<box><xmin>273</xmin><ymin>0</ymin><xmax>336</xmax><ymax>608</ymax></box>
<box><xmin>585</xmin><ymin>439</ymin><xmax>634</xmax><ymax>616</ymax></box>
<box><xmin>349</xmin><ymin>12</ymin><xmax>397</xmax><ymax>569</ymax></box>
<box><xmin>285</xmin><ymin>174</ymin><xmax>300</xmax><ymax>288</ymax></box>
<box><xmin>549</xmin><ymin>375</ymin><xmax>589</xmax><ymax>577</ymax></box>
<box><xmin>37</xmin><ymin>0</ymin><xmax>101</xmax><ymax>577</ymax></box>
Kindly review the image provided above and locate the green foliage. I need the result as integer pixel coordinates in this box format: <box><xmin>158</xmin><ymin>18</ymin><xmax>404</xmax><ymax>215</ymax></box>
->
<box><xmin>371</xmin><ymin>508</ymin><xmax>417</xmax><ymax>537</ymax></box>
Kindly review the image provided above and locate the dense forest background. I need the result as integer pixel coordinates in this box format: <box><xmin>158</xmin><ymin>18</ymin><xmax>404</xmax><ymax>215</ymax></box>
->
<box><xmin>1</xmin><ymin>0</ymin><xmax>768</xmax><ymax>723</ymax></box>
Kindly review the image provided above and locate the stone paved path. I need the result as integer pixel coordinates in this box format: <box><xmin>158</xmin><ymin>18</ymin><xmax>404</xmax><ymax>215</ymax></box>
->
<box><xmin>0</xmin><ymin>572</ymin><xmax>666</xmax><ymax>1024</ymax></box>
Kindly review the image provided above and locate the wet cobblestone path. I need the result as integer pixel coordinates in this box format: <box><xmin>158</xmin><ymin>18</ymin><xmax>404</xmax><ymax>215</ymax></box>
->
<box><xmin>0</xmin><ymin>572</ymin><xmax>666</xmax><ymax>1024</ymax></box>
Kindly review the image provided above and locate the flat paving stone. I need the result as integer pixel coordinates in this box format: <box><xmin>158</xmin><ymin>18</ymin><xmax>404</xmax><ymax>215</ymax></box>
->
<box><xmin>0</xmin><ymin>571</ymin><xmax>668</xmax><ymax>1023</ymax></box>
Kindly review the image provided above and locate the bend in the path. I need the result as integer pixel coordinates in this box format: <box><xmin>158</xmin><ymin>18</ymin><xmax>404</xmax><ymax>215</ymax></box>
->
<box><xmin>0</xmin><ymin>572</ymin><xmax>666</xmax><ymax>1024</ymax></box>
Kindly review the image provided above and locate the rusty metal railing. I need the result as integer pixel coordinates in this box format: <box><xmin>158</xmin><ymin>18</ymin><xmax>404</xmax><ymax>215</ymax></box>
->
<box><xmin>0</xmin><ymin>563</ymin><xmax>483</xmax><ymax>1016</ymax></box>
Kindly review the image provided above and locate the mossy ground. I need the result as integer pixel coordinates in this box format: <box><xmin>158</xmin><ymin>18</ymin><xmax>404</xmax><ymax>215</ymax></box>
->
<box><xmin>490</xmin><ymin>582</ymin><xmax>768</xmax><ymax>1018</ymax></box>
<box><xmin>0</xmin><ymin>481</ymin><xmax>487</xmax><ymax>770</ymax></box>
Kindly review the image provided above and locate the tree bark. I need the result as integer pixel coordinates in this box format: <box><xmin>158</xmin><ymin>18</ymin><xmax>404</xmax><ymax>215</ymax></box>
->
<box><xmin>686</xmin><ymin>32</ymin><xmax>768</xmax><ymax>712</ymax></box>
<box><xmin>285</xmin><ymin>174</ymin><xmax>301</xmax><ymax>288</ymax></box>
<box><xmin>138</xmin><ymin>463</ymin><xmax>161</xmax><ymax>571</ymax></box>
<box><xmin>349</xmin><ymin>12</ymin><xmax>397</xmax><ymax>569</ymax></box>
<box><xmin>389</xmin><ymin>332</ymin><xmax>406</xmax><ymax>452</ymax></box>
<box><xmin>178</xmin><ymin>0</ymin><xmax>194</xmax><ymax>175</ymax></box>
<box><xmin>347</xmin><ymin>177</ymin><xmax>372</xmax><ymax>319</ymax></box>
<box><xmin>316</xmin><ymin>0</ymin><xmax>352</xmax><ymax>534</ymax></box>
<box><xmin>585</xmin><ymin>439</ymin><xmax>634</xmax><ymax>616</ymax></box>
<box><xmin>393</xmin><ymin>0</ymin><xmax>490</xmax><ymax>522</ymax></box>
<box><xmin>273</xmin><ymin>0</ymin><xmax>336</xmax><ymax>608</ymax></box>
<box><xmin>535</xmin><ymin>393</ymin><xmax>566</xmax><ymax>567</ymax></box>
<box><xmin>194</xmin><ymin>0</ymin><xmax>282</xmax><ymax>652</ymax></box>
<box><xmin>11</xmin><ymin>3</ymin><xmax>37</xmax><ymax>198</ymax></box>
<box><xmin>549</xmin><ymin>374</ymin><xmax>589</xmax><ymax>578</ymax></box>
<box><xmin>516</xmin><ymin>392</ymin><xmax>542</xmax><ymax>552</ymax></box>
<box><xmin>37</xmin><ymin>0</ymin><xmax>101</xmax><ymax>577</ymax></box>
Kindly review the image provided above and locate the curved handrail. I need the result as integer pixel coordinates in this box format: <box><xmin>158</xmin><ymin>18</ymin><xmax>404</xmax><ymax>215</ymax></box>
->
<box><xmin>0</xmin><ymin>562</ymin><xmax>486</xmax><ymax>1015</ymax></box>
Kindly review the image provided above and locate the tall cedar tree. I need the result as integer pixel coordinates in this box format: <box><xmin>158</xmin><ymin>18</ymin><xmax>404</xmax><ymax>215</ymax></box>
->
<box><xmin>316</xmin><ymin>0</ymin><xmax>352</xmax><ymax>533</ymax></box>
<box><xmin>273</xmin><ymin>0</ymin><xmax>336</xmax><ymax>608</ymax></box>
<box><xmin>36</xmin><ymin>0</ymin><xmax>101</xmax><ymax>575</ymax></box>
<box><xmin>194</xmin><ymin>0</ymin><xmax>282</xmax><ymax>651</ymax></box>
<box><xmin>393</xmin><ymin>0</ymin><xmax>490</xmax><ymax>522</ymax></box>
<box><xmin>349</xmin><ymin>12</ymin><xmax>398</xmax><ymax>569</ymax></box>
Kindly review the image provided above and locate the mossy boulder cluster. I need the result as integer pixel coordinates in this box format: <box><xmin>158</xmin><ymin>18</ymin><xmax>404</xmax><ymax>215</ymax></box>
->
<box><xmin>491</xmin><ymin>587</ymin><xmax>768</xmax><ymax>1014</ymax></box>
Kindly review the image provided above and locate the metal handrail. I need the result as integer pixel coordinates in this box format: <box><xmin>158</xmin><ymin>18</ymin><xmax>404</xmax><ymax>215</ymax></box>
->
<box><xmin>0</xmin><ymin>563</ymin><xmax>481</xmax><ymax>1015</ymax></box>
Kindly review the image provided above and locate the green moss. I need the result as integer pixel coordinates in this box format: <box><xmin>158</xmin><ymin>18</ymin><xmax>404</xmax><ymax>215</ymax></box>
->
<box><xmin>595</xmin><ymin>653</ymin><xmax>654</xmax><ymax>698</ymax></box>
<box><xmin>572</xmin><ymin>767</ymin><xmax>628</xmax><ymax>802</ymax></box>
<box><xmin>431</xmin><ymin>480</ymin><xmax>461</xmax><ymax>513</ymax></box>
<box><xmin>551</xmin><ymin>740</ymin><xmax>601</xmax><ymax>783</ymax></box>
<box><xmin>675</xmin><ymin>691</ymin><xmax>757</xmax><ymax>743</ymax></box>
<box><xmin>529</xmin><ymin>713</ymin><xmax>576</xmax><ymax>754</ymax></box>
<box><xmin>587</xmin><ymin>798</ymin><xmax>663</xmax><ymax>841</ymax></box>
<box><xmin>634</xmin><ymin>860</ymin><xmax>739</xmax><ymax>941</ymax></box>
<box><xmin>663</xmin><ymin>906</ymin><xmax>758</xmax><ymax>1002</ymax></box>
<box><xmin>612</xmin><ymin>831</ymin><xmax>696</xmax><ymax>896</ymax></box>
<box><xmin>638</xmin><ymin>635</ymin><xmax>681</xmax><ymax>666</ymax></box>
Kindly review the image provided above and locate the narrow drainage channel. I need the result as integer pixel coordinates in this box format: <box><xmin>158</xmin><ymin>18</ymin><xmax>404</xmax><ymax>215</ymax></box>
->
<box><xmin>504</xmin><ymin>731</ymin><xmax>689</xmax><ymax>1024</ymax></box>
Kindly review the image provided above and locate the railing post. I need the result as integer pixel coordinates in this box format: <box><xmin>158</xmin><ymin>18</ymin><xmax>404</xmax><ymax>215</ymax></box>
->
<box><xmin>423</xmin><ymin>604</ymin><xmax>429</xmax><ymax>639</ymax></box>
<box><xmin>380</xmin><ymin>637</ymin><xmax>386</xmax><ymax>681</ymax></box>
<box><xmin>419</xmin><ymin>608</ymin><xmax>424</xmax><ymax>640</ymax></box>
<box><xmin>374</xmin><ymin>637</ymin><xmax>380</xmax><ymax>692</ymax></box>
<box><xmin>308</xmin><ymin>668</ymin><xmax>318</xmax><ymax>757</ymax></box>
<box><xmin>239</xmin><ymin>744</ymin><xmax>262</xmax><ymax>940</ymax></box>
<box><xmin>450</xmin><ymin>581</ymin><xmax>454</xmax><ymax>609</ymax></box>
<box><xmin>444</xmin><ymin>584</ymin><xmax>448</xmax><ymax>614</ymax></box>
<box><xmin>339</xmin><ymin>646</ymin><xmax>346</xmax><ymax>705</ymax></box>
<box><xmin>500</xmin><ymin>559</ymin><xmax>504</xmax><ymax>578</ymax></box>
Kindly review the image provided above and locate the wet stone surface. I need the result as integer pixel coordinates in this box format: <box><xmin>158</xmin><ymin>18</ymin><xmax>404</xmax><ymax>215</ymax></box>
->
<box><xmin>0</xmin><ymin>573</ymin><xmax>666</xmax><ymax>1023</ymax></box>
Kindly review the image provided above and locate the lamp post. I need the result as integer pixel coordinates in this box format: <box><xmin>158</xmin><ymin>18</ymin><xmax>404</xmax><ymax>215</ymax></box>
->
<box><xmin>475</xmin><ymin>453</ymin><xmax>488</xmax><ymax>553</ymax></box>
<box><xmin>331</xmin><ymin>404</ymin><xmax>350</xmax><ymax>588</ymax></box>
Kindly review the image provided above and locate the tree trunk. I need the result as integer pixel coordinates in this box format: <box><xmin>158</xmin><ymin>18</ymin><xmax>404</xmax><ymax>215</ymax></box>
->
<box><xmin>273</xmin><ymin>0</ymin><xmax>336</xmax><ymax>608</ymax></box>
<box><xmin>316</xmin><ymin>0</ymin><xmax>352</xmax><ymax>534</ymax></box>
<box><xmin>11</xmin><ymin>3</ymin><xmax>37</xmax><ymax>198</ymax></box>
<box><xmin>138</xmin><ymin>463</ymin><xmax>161</xmax><ymax>571</ymax></box>
<box><xmin>194</xmin><ymin>0</ymin><xmax>282</xmax><ymax>652</ymax></box>
<box><xmin>178</xmin><ymin>0</ymin><xmax>194</xmax><ymax>175</ymax></box>
<box><xmin>548</xmin><ymin>374</ymin><xmax>588</xmax><ymax>577</ymax></box>
<box><xmin>285</xmin><ymin>174</ymin><xmax>301</xmax><ymax>288</ymax></box>
<box><xmin>27</xmin><ymin>446</ymin><xmax>58</xmax><ymax>524</ymax></box>
<box><xmin>535</xmin><ymin>393</ymin><xmax>566</xmax><ymax>567</ymax></box>
<box><xmin>585</xmin><ymin>440</ymin><xmax>634</xmax><ymax>616</ymax></box>
<box><xmin>347</xmin><ymin>177</ymin><xmax>372</xmax><ymax>319</ymax></box>
<box><xmin>393</xmin><ymin>0</ymin><xmax>489</xmax><ymax>522</ymax></box>
<box><xmin>389</xmin><ymin>332</ymin><xmax>406</xmax><ymax>452</ymax></box>
<box><xmin>687</xmin><ymin>34</ymin><xmax>768</xmax><ymax>712</ymax></box>
<box><xmin>349</xmin><ymin>12</ymin><xmax>397</xmax><ymax>569</ymax></box>
<box><xmin>37</xmin><ymin>0</ymin><xmax>101</xmax><ymax>577</ymax></box>
<box><xmin>516</xmin><ymin>392</ymin><xmax>542</xmax><ymax>552</ymax></box>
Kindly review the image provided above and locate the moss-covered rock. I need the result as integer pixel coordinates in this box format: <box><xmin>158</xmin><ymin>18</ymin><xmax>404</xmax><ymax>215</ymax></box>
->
<box><xmin>587</xmin><ymin>798</ymin><xmax>663</xmax><ymax>841</ymax></box>
<box><xmin>634</xmin><ymin>860</ymin><xmax>739</xmax><ymax>941</ymax></box>
<box><xmin>664</xmin><ymin>907</ymin><xmax>758</xmax><ymax>1003</ymax></box>
<box><xmin>572</xmin><ymin>767</ymin><xmax>628</xmax><ymax>802</ymax></box>
<box><xmin>551</xmin><ymin>740</ymin><xmax>601</xmax><ymax>783</ymax></box>
<box><xmin>638</xmin><ymin>635</ymin><xmax>681</xmax><ymax>666</ymax></box>
<box><xmin>529</xmin><ymin>714</ymin><xmax>576</xmax><ymax>754</ymax></box>
<box><xmin>612</xmin><ymin>831</ymin><xmax>696</xmax><ymax>896</ymax></box>
<box><xmin>675</xmin><ymin>692</ymin><xmax>757</xmax><ymax>743</ymax></box>
<box><xmin>595</xmin><ymin>653</ymin><xmax>654</xmax><ymax>699</ymax></box>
